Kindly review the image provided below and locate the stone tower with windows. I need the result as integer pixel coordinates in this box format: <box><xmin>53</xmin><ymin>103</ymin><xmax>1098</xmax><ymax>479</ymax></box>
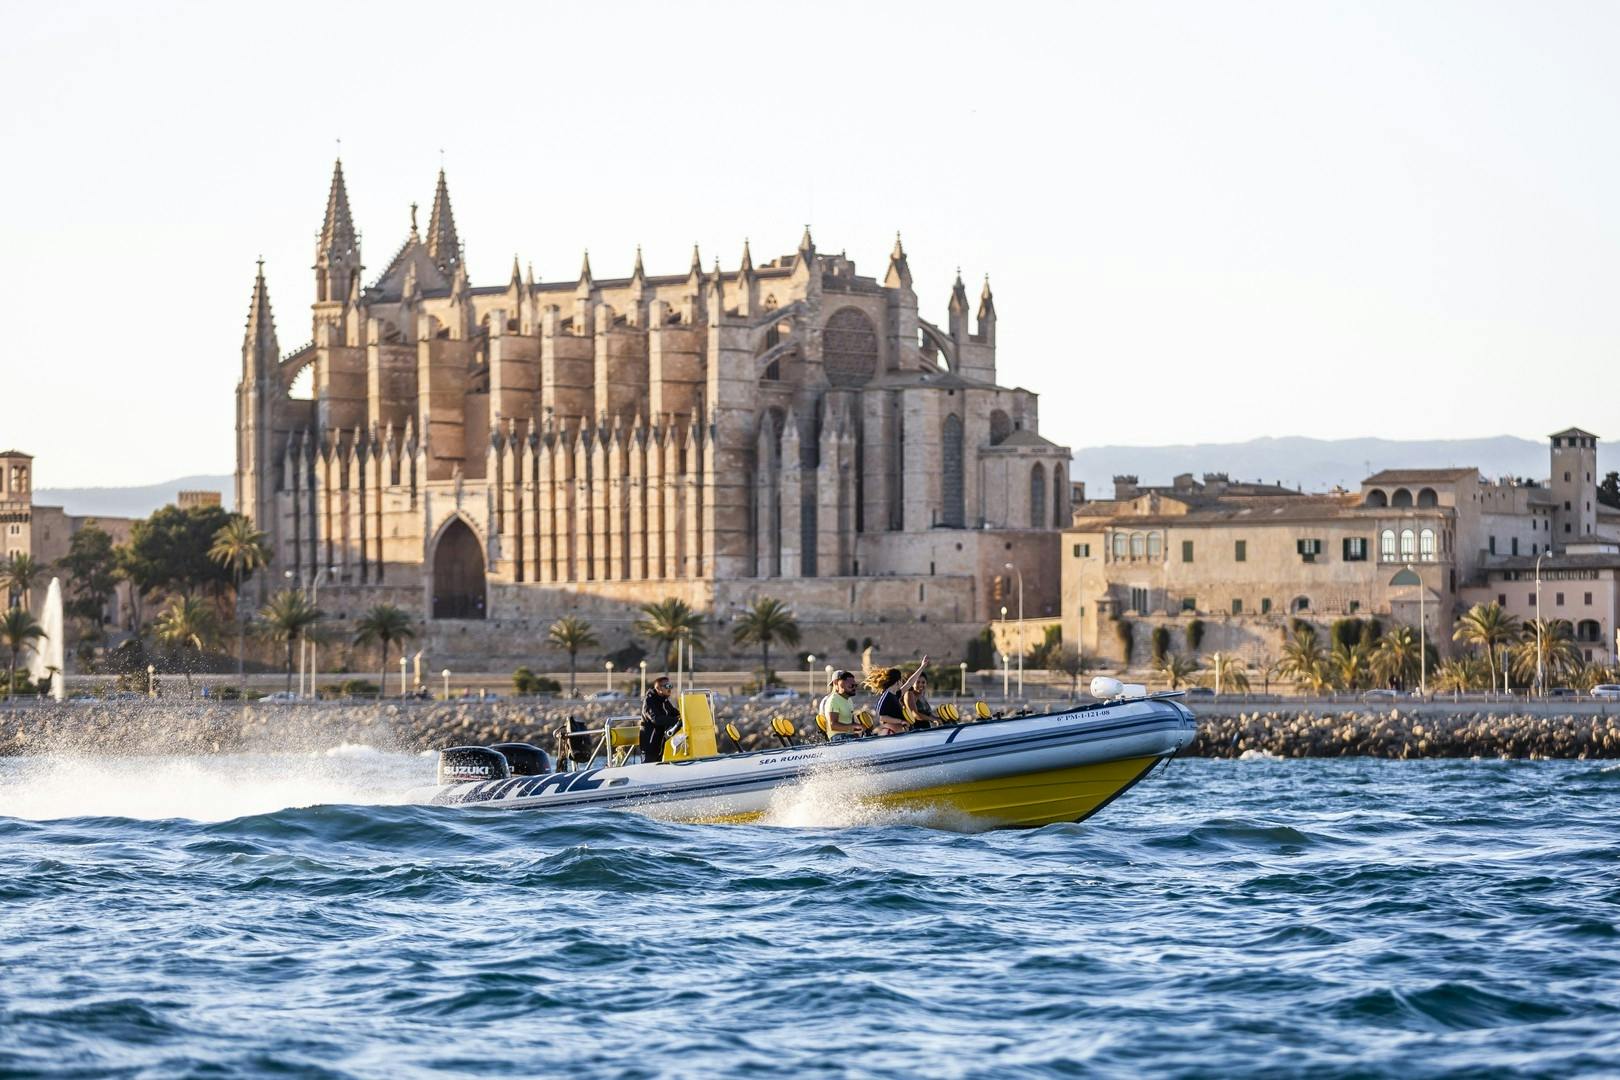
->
<box><xmin>1549</xmin><ymin>427</ymin><xmax>1598</xmax><ymax>543</ymax></box>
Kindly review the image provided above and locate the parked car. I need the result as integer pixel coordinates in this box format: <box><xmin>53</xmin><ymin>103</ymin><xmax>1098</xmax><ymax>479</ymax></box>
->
<box><xmin>1545</xmin><ymin>687</ymin><xmax>1578</xmax><ymax>698</ymax></box>
<box><xmin>1360</xmin><ymin>689</ymin><xmax>1399</xmax><ymax>703</ymax></box>
<box><xmin>1182</xmin><ymin>687</ymin><xmax>1216</xmax><ymax>699</ymax></box>
<box><xmin>1591</xmin><ymin>684</ymin><xmax>1620</xmax><ymax>700</ymax></box>
<box><xmin>262</xmin><ymin>691</ymin><xmax>299</xmax><ymax>703</ymax></box>
<box><xmin>587</xmin><ymin>690</ymin><xmax>628</xmax><ymax>702</ymax></box>
<box><xmin>749</xmin><ymin>687</ymin><xmax>800</xmax><ymax>703</ymax></box>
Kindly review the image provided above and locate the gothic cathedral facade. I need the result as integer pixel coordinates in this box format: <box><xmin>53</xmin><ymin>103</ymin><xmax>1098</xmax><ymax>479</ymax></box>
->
<box><xmin>235</xmin><ymin>162</ymin><xmax>1069</xmax><ymax>650</ymax></box>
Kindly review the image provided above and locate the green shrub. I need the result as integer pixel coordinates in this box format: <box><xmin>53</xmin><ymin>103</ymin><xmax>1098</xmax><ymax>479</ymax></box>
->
<box><xmin>1186</xmin><ymin>619</ymin><xmax>1205</xmax><ymax>652</ymax></box>
<box><xmin>512</xmin><ymin>667</ymin><xmax>563</xmax><ymax>695</ymax></box>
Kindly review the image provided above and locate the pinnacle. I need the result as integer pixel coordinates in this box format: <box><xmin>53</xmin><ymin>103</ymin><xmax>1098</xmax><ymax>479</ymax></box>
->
<box><xmin>632</xmin><ymin>244</ymin><xmax>646</xmax><ymax>278</ymax></box>
<box><xmin>578</xmin><ymin>249</ymin><xmax>594</xmax><ymax>285</ymax></box>
<box><xmin>689</xmin><ymin>243</ymin><xmax>702</xmax><ymax>274</ymax></box>
<box><xmin>425</xmin><ymin>168</ymin><xmax>460</xmax><ymax>271</ymax></box>
<box><xmin>739</xmin><ymin>238</ymin><xmax>753</xmax><ymax>273</ymax></box>
<box><xmin>510</xmin><ymin>254</ymin><xmax>523</xmax><ymax>288</ymax></box>
<box><xmin>243</xmin><ymin>260</ymin><xmax>278</xmax><ymax>357</ymax></box>
<box><xmin>891</xmin><ymin>231</ymin><xmax>905</xmax><ymax>260</ymax></box>
<box><xmin>320</xmin><ymin>158</ymin><xmax>356</xmax><ymax>253</ymax></box>
<box><xmin>799</xmin><ymin>224</ymin><xmax>814</xmax><ymax>254</ymax></box>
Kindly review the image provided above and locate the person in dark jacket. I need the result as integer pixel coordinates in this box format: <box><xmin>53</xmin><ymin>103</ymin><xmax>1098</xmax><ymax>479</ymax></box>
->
<box><xmin>639</xmin><ymin>676</ymin><xmax>682</xmax><ymax>763</ymax></box>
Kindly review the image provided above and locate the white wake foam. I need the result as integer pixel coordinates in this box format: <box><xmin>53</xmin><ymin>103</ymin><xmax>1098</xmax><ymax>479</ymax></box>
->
<box><xmin>755</xmin><ymin>759</ymin><xmax>992</xmax><ymax>832</ymax></box>
<box><xmin>0</xmin><ymin>750</ymin><xmax>434</xmax><ymax>822</ymax></box>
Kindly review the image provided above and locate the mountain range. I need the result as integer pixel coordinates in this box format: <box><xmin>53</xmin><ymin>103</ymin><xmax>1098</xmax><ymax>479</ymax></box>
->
<box><xmin>31</xmin><ymin>434</ymin><xmax>1619</xmax><ymax>518</ymax></box>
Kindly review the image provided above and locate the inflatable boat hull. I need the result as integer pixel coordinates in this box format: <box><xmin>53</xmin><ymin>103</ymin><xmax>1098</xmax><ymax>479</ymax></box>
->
<box><xmin>418</xmin><ymin>697</ymin><xmax>1197</xmax><ymax>830</ymax></box>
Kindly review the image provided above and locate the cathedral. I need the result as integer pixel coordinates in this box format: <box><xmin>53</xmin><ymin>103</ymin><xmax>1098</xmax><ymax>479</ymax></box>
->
<box><xmin>235</xmin><ymin>161</ymin><xmax>1070</xmax><ymax>660</ymax></box>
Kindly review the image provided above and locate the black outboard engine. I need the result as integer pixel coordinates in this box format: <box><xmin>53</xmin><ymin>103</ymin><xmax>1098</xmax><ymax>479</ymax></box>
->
<box><xmin>438</xmin><ymin>746</ymin><xmax>510</xmax><ymax>785</ymax></box>
<box><xmin>488</xmin><ymin>742</ymin><xmax>553</xmax><ymax>776</ymax></box>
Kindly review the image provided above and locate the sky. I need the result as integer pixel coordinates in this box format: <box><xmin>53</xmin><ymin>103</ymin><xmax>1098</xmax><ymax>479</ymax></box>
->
<box><xmin>3</xmin><ymin>0</ymin><xmax>1617</xmax><ymax>488</ymax></box>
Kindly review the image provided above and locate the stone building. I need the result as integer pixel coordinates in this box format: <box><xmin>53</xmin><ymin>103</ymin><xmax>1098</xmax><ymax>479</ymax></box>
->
<box><xmin>0</xmin><ymin>449</ymin><xmax>135</xmax><ymax>624</ymax></box>
<box><xmin>234</xmin><ymin>162</ymin><xmax>1070</xmax><ymax>663</ymax></box>
<box><xmin>1061</xmin><ymin>430</ymin><xmax>1617</xmax><ymax>670</ymax></box>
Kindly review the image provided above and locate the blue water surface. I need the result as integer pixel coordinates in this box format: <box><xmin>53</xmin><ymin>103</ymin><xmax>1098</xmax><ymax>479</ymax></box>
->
<box><xmin>1</xmin><ymin>751</ymin><xmax>1617</xmax><ymax>1079</ymax></box>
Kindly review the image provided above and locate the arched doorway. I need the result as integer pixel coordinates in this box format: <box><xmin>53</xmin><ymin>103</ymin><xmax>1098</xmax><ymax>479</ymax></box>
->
<box><xmin>432</xmin><ymin>518</ymin><xmax>486</xmax><ymax>619</ymax></box>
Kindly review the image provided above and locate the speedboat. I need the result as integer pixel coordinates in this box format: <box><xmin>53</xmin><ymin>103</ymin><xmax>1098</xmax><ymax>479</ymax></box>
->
<box><xmin>415</xmin><ymin>679</ymin><xmax>1197</xmax><ymax>830</ymax></box>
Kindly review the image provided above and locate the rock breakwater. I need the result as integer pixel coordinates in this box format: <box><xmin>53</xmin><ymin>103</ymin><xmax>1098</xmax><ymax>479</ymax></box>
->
<box><xmin>2</xmin><ymin>702</ymin><xmax>1618</xmax><ymax>760</ymax></box>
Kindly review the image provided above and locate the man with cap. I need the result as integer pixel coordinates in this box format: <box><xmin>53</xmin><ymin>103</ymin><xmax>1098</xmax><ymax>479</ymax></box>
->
<box><xmin>639</xmin><ymin>675</ymin><xmax>682</xmax><ymax>763</ymax></box>
<box><xmin>819</xmin><ymin>669</ymin><xmax>862</xmax><ymax>739</ymax></box>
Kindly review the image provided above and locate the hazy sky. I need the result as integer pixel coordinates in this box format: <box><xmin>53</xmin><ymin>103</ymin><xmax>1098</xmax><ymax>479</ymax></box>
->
<box><xmin>3</xmin><ymin>1</ymin><xmax>1617</xmax><ymax>487</ymax></box>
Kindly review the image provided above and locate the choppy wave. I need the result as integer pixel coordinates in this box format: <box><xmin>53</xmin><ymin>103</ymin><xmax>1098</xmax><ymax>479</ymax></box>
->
<box><xmin>1</xmin><ymin>752</ymin><xmax>1618</xmax><ymax>1077</ymax></box>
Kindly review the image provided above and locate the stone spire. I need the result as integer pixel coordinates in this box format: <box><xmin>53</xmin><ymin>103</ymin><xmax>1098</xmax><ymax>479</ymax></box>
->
<box><xmin>425</xmin><ymin>169</ymin><xmax>460</xmax><ymax>275</ymax></box>
<box><xmin>688</xmin><ymin>243</ymin><xmax>703</xmax><ymax>277</ymax></box>
<box><xmin>798</xmin><ymin>225</ymin><xmax>815</xmax><ymax>259</ymax></box>
<box><xmin>319</xmin><ymin>159</ymin><xmax>356</xmax><ymax>254</ymax></box>
<box><xmin>509</xmin><ymin>254</ymin><xmax>523</xmax><ymax>290</ymax></box>
<box><xmin>884</xmin><ymin>231</ymin><xmax>912</xmax><ymax>290</ymax></box>
<box><xmin>577</xmin><ymin>249</ymin><xmax>594</xmax><ymax>291</ymax></box>
<box><xmin>739</xmin><ymin>238</ymin><xmax>754</xmax><ymax>275</ymax></box>
<box><xmin>243</xmin><ymin>258</ymin><xmax>279</xmax><ymax>373</ymax></box>
<box><xmin>948</xmin><ymin>268</ymin><xmax>970</xmax><ymax>340</ymax></box>
<box><xmin>976</xmin><ymin>274</ymin><xmax>996</xmax><ymax>343</ymax></box>
<box><xmin>632</xmin><ymin>245</ymin><xmax>646</xmax><ymax>281</ymax></box>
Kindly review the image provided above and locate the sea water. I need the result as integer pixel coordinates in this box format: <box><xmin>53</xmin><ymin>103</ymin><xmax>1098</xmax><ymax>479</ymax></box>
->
<box><xmin>1</xmin><ymin>747</ymin><xmax>1617</xmax><ymax>1078</ymax></box>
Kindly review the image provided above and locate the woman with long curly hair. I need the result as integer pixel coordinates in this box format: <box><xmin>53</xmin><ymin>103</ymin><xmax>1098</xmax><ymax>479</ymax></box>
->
<box><xmin>865</xmin><ymin>656</ymin><xmax>930</xmax><ymax>735</ymax></box>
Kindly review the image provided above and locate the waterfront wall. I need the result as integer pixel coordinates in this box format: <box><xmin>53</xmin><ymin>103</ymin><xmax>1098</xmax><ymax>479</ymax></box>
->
<box><xmin>4</xmin><ymin>702</ymin><xmax>1620</xmax><ymax>760</ymax></box>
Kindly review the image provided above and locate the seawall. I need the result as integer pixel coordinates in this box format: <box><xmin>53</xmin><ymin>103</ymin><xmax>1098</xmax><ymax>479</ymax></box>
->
<box><xmin>3</xmin><ymin>702</ymin><xmax>1619</xmax><ymax>760</ymax></box>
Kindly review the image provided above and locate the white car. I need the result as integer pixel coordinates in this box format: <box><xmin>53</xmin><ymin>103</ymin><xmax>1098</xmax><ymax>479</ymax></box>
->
<box><xmin>749</xmin><ymin>687</ymin><xmax>800</xmax><ymax>703</ymax></box>
<box><xmin>587</xmin><ymin>690</ymin><xmax>628</xmax><ymax>702</ymax></box>
<box><xmin>1590</xmin><ymin>684</ymin><xmax>1620</xmax><ymax>700</ymax></box>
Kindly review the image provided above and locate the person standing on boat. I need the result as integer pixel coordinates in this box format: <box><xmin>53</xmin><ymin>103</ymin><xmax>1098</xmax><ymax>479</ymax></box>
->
<box><xmin>867</xmin><ymin>657</ymin><xmax>929</xmax><ymax>736</ymax></box>
<box><xmin>640</xmin><ymin>676</ymin><xmax>682</xmax><ymax>763</ymax></box>
<box><xmin>819</xmin><ymin>670</ymin><xmax>862</xmax><ymax>739</ymax></box>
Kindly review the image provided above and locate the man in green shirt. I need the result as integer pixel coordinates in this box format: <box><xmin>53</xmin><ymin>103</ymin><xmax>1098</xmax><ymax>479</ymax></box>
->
<box><xmin>819</xmin><ymin>670</ymin><xmax>861</xmax><ymax>739</ymax></box>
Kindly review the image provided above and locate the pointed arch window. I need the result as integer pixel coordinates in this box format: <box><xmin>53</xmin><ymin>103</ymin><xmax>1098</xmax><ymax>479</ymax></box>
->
<box><xmin>1030</xmin><ymin>463</ymin><xmax>1047</xmax><ymax>528</ymax></box>
<box><xmin>941</xmin><ymin>415</ymin><xmax>965</xmax><ymax>528</ymax></box>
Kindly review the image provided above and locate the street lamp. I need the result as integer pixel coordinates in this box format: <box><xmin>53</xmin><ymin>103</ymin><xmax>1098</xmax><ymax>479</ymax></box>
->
<box><xmin>1004</xmin><ymin>563</ymin><xmax>1025</xmax><ymax>698</ymax></box>
<box><xmin>639</xmin><ymin>659</ymin><xmax>648</xmax><ymax>698</ymax></box>
<box><xmin>1533</xmin><ymin>551</ymin><xmax>1546</xmax><ymax>697</ymax></box>
<box><xmin>806</xmin><ymin>655</ymin><xmax>816</xmax><ymax>698</ymax></box>
<box><xmin>399</xmin><ymin>655</ymin><xmax>408</xmax><ymax>699</ymax></box>
<box><xmin>606</xmin><ymin>660</ymin><xmax>615</xmax><ymax>693</ymax></box>
<box><xmin>1001</xmin><ymin>652</ymin><xmax>1010</xmax><ymax>700</ymax></box>
<box><xmin>147</xmin><ymin>664</ymin><xmax>156</xmax><ymax>698</ymax></box>
<box><xmin>441</xmin><ymin>668</ymin><xmax>451</xmax><ymax>700</ymax></box>
<box><xmin>959</xmin><ymin>661</ymin><xmax>968</xmax><ymax>696</ymax></box>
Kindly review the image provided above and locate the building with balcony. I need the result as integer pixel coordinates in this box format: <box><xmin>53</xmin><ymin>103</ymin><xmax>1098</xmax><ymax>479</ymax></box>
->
<box><xmin>1060</xmin><ymin>429</ymin><xmax>1615</xmax><ymax>670</ymax></box>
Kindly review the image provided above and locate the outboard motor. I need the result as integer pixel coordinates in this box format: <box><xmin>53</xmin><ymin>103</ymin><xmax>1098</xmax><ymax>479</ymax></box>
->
<box><xmin>488</xmin><ymin>742</ymin><xmax>553</xmax><ymax>776</ymax></box>
<box><xmin>438</xmin><ymin>746</ymin><xmax>510</xmax><ymax>785</ymax></box>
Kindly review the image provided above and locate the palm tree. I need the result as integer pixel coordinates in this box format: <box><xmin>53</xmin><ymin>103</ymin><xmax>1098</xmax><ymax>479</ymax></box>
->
<box><xmin>1371</xmin><ymin>625</ymin><xmax>1422</xmax><ymax>690</ymax></box>
<box><xmin>1510</xmin><ymin>618</ymin><xmax>1582</xmax><ymax>689</ymax></box>
<box><xmin>1156</xmin><ymin>652</ymin><xmax>1199</xmax><ymax>689</ymax></box>
<box><xmin>636</xmin><ymin>597</ymin><xmax>705</xmax><ymax>667</ymax></box>
<box><xmin>1433</xmin><ymin>655</ymin><xmax>1488</xmax><ymax>694</ymax></box>
<box><xmin>547</xmin><ymin>615</ymin><xmax>598</xmax><ymax>697</ymax></box>
<box><xmin>1201</xmin><ymin>653</ymin><xmax>1250</xmax><ymax>694</ymax></box>
<box><xmin>153</xmin><ymin>594</ymin><xmax>220</xmax><ymax>695</ymax></box>
<box><xmin>354</xmin><ymin>605</ymin><xmax>415</xmax><ymax>698</ymax></box>
<box><xmin>0</xmin><ymin>553</ymin><xmax>42</xmax><ymax>611</ymax></box>
<box><xmin>1276</xmin><ymin>627</ymin><xmax>1329</xmax><ymax>693</ymax></box>
<box><xmin>2</xmin><ymin>606</ymin><xmax>46</xmax><ymax>699</ymax></box>
<box><xmin>1453</xmin><ymin>602</ymin><xmax>1519</xmax><ymax>692</ymax></box>
<box><xmin>259</xmin><ymin>589</ymin><xmax>322</xmax><ymax>695</ymax></box>
<box><xmin>209</xmin><ymin>517</ymin><xmax>270</xmax><ymax>690</ymax></box>
<box><xmin>1329</xmin><ymin>642</ymin><xmax>1372</xmax><ymax>691</ymax></box>
<box><xmin>731</xmin><ymin>597</ymin><xmax>801</xmax><ymax>681</ymax></box>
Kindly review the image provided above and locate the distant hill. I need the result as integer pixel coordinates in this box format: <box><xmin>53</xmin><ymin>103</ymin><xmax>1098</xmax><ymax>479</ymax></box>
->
<box><xmin>35</xmin><ymin>475</ymin><xmax>234</xmax><ymax>520</ymax></box>
<box><xmin>1071</xmin><ymin>436</ymin><xmax>1620</xmax><ymax>500</ymax></box>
